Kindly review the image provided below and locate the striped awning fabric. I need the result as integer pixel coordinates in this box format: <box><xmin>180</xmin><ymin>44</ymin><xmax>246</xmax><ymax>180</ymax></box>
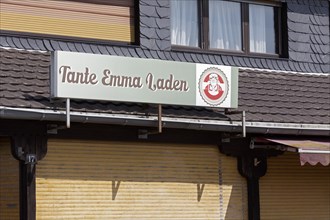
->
<box><xmin>263</xmin><ymin>138</ymin><xmax>330</xmax><ymax>166</ymax></box>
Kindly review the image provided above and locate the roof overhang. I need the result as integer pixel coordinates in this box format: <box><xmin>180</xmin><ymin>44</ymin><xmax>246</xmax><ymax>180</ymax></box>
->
<box><xmin>1</xmin><ymin>106</ymin><xmax>330</xmax><ymax>137</ymax></box>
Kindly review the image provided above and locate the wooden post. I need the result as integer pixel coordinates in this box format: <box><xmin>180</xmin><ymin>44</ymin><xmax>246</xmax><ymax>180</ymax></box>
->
<box><xmin>238</xmin><ymin>155</ymin><xmax>267</xmax><ymax>220</ymax></box>
<box><xmin>247</xmin><ymin>177</ymin><xmax>260</xmax><ymax>220</ymax></box>
<box><xmin>20</xmin><ymin>161</ymin><xmax>36</xmax><ymax>220</ymax></box>
<box><xmin>220</xmin><ymin>138</ymin><xmax>274</xmax><ymax>220</ymax></box>
<box><xmin>11</xmin><ymin>134</ymin><xmax>47</xmax><ymax>220</ymax></box>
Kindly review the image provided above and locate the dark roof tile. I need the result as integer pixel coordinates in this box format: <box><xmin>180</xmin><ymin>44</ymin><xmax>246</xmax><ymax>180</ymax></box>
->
<box><xmin>300</xmin><ymin>62</ymin><xmax>312</xmax><ymax>73</ymax></box>
<box><xmin>156</xmin><ymin>18</ymin><xmax>170</xmax><ymax>29</ymax></box>
<box><xmin>254</xmin><ymin>59</ymin><xmax>263</xmax><ymax>69</ymax></box>
<box><xmin>156</xmin><ymin>6</ymin><xmax>170</xmax><ymax>18</ymax></box>
<box><xmin>12</xmin><ymin>37</ymin><xmax>24</xmax><ymax>49</ymax></box>
<box><xmin>248</xmin><ymin>57</ymin><xmax>257</xmax><ymax>67</ymax></box>
<box><xmin>50</xmin><ymin>40</ymin><xmax>61</xmax><ymax>51</ymax></box>
<box><xmin>156</xmin><ymin>39</ymin><xmax>170</xmax><ymax>50</ymax></box>
<box><xmin>26</xmin><ymin>39</ymin><xmax>39</xmax><ymax>50</ymax></box>
<box><xmin>227</xmin><ymin>56</ymin><xmax>236</xmax><ymax>66</ymax></box>
<box><xmin>170</xmin><ymin>52</ymin><xmax>180</xmax><ymax>62</ymax></box>
<box><xmin>177</xmin><ymin>52</ymin><xmax>185</xmax><ymax>62</ymax></box>
<box><xmin>208</xmin><ymin>55</ymin><xmax>216</xmax><ymax>65</ymax></box>
<box><xmin>164</xmin><ymin>51</ymin><xmax>173</xmax><ymax>61</ymax></box>
<box><xmin>156</xmin><ymin>29</ymin><xmax>170</xmax><ymax>40</ymax></box>
<box><xmin>128</xmin><ymin>48</ymin><xmax>138</xmax><ymax>57</ymax></box>
<box><xmin>215</xmin><ymin>55</ymin><xmax>223</xmax><ymax>65</ymax></box>
<box><xmin>266</xmin><ymin>59</ymin><xmax>274</xmax><ymax>70</ymax></box>
<box><xmin>320</xmin><ymin>64</ymin><xmax>330</xmax><ymax>73</ymax></box>
<box><xmin>202</xmin><ymin>54</ymin><xmax>211</xmax><ymax>64</ymax></box>
<box><xmin>140</xmin><ymin>38</ymin><xmax>157</xmax><ymax>50</ymax></box>
<box><xmin>288</xmin><ymin>12</ymin><xmax>310</xmax><ymax>24</ymax></box>
<box><xmin>140</xmin><ymin>17</ymin><xmax>157</xmax><ymax>28</ymax></box>
<box><xmin>288</xmin><ymin>22</ymin><xmax>311</xmax><ymax>34</ymax></box>
<box><xmin>66</xmin><ymin>42</ymin><xmax>77</xmax><ymax>52</ymax></box>
<box><xmin>143</xmin><ymin>49</ymin><xmax>153</xmax><ymax>58</ymax></box>
<box><xmin>74</xmin><ymin>43</ymin><xmax>85</xmax><ymax>53</ymax></box>
<box><xmin>196</xmin><ymin>54</ymin><xmax>205</xmax><ymax>63</ymax></box>
<box><xmin>58</xmin><ymin>41</ymin><xmax>70</xmax><ymax>51</ymax></box>
<box><xmin>157</xmin><ymin>0</ymin><xmax>170</xmax><ymax>7</ymax></box>
<box><xmin>90</xmin><ymin>44</ymin><xmax>101</xmax><ymax>54</ymax></box>
<box><xmin>156</xmin><ymin>50</ymin><xmax>166</xmax><ymax>60</ymax></box>
<box><xmin>308</xmin><ymin>63</ymin><xmax>318</xmax><ymax>73</ymax></box>
<box><xmin>0</xmin><ymin>36</ymin><xmax>10</xmax><ymax>47</ymax></box>
<box><xmin>43</xmin><ymin>40</ymin><xmax>54</xmax><ymax>51</ymax></box>
<box><xmin>289</xmin><ymin>41</ymin><xmax>311</xmax><ymax>53</ymax></box>
<box><xmin>290</xmin><ymin>51</ymin><xmax>312</xmax><ymax>63</ymax></box>
<box><xmin>140</xmin><ymin>0</ymin><xmax>158</xmax><ymax>6</ymax></box>
<box><xmin>114</xmin><ymin>46</ymin><xmax>125</xmax><ymax>56</ymax></box>
<box><xmin>183</xmin><ymin>53</ymin><xmax>193</xmax><ymax>63</ymax></box>
<box><xmin>288</xmin><ymin>32</ymin><xmax>310</xmax><ymax>43</ymax></box>
<box><xmin>150</xmin><ymin>50</ymin><xmax>160</xmax><ymax>59</ymax></box>
<box><xmin>105</xmin><ymin>46</ymin><xmax>116</xmax><ymax>55</ymax></box>
<box><xmin>190</xmin><ymin>53</ymin><xmax>200</xmax><ymax>63</ymax></box>
<box><xmin>97</xmin><ymin>45</ymin><xmax>109</xmax><ymax>55</ymax></box>
<box><xmin>140</xmin><ymin>5</ymin><xmax>157</xmax><ymax>17</ymax></box>
<box><xmin>141</xmin><ymin>27</ymin><xmax>157</xmax><ymax>39</ymax></box>
<box><xmin>81</xmin><ymin>43</ymin><xmax>93</xmax><ymax>53</ymax></box>
<box><xmin>1</xmin><ymin>48</ymin><xmax>329</xmax><ymax>125</ymax></box>
<box><xmin>313</xmin><ymin>63</ymin><xmax>323</xmax><ymax>73</ymax></box>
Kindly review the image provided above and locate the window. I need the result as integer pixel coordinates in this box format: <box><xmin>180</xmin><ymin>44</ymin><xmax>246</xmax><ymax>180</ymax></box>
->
<box><xmin>0</xmin><ymin>0</ymin><xmax>136</xmax><ymax>44</ymax></box>
<box><xmin>171</xmin><ymin>0</ymin><xmax>199</xmax><ymax>47</ymax></box>
<box><xmin>171</xmin><ymin>0</ymin><xmax>286</xmax><ymax>56</ymax></box>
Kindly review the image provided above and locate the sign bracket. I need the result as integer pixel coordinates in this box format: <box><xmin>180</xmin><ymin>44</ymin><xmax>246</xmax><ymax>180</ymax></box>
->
<box><xmin>225</xmin><ymin>109</ymin><xmax>246</xmax><ymax>137</ymax></box>
<box><xmin>138</xmin><ymin>104</ymin><xmax>163</xmax><ymax>139</ymax></box>
<box><xmin>66</xmin><ymin>98</ymin><xmax>70</xmax><ymax>128</ymax></box>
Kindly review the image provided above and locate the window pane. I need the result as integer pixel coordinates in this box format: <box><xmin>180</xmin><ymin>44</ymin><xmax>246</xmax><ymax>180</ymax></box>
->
<box><xmin>249</xmin><ymin>4</ymin><xmax>275</xmax><ymax>53</ymax></box>
<box><xmin>209</xmin><ymin>0</ymin><xmax>242</xmax><ymax>50</ymax></box>
<box><xmin>171</xmin><ymin>0</ymin><xmax>199</xmax><ymax>47</ymax></box>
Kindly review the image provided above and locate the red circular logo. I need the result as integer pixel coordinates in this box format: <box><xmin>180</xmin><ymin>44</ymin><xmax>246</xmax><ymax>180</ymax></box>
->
<box><xmin>199</xmin><ymin>67</ymin><xmax>229</xmax><ymax>106</ymax></box>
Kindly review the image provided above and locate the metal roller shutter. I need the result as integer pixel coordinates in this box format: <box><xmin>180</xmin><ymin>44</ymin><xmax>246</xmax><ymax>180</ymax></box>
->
<box><xmin>0</xmin><ymin>138</ymin><xmax>20</xmax><ymax>220</ymax></box>
<box><xmin>36</xmin><ymin>139</ymin><xmax>247</xmax><ymax>219</ymax></box>
<box><xmin>260</xmin><ymin>152</ymin><xmax>330</xmax><ymax>220</ymax></box>
<box><xmin>0</xmin><ymin>0</ymin><xmax>135</xmax><ymax>43</ymax></box>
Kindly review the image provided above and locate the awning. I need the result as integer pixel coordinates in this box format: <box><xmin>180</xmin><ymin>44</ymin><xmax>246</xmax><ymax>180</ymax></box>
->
<box><xmin>262</xmin><ymin>138</ymin><xmax>330</xmax><ymax>166</ymax></box>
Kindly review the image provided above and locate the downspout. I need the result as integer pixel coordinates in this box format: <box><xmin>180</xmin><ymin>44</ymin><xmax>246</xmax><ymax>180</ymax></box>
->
<box><xmin>220</xmin><ymin>138</ymin><xmax>270</xmax><ymax>220</ymax></box>
<box><xmin>238</xmin><ymin>155</ymin><xmax>267</xmax><ymax>220</ymax></box>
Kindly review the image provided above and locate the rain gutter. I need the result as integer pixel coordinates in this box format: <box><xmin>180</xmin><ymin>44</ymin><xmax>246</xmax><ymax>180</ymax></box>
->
<box><xmin>1</xmin><ymin>107</ymin><xmax>329</xmax><ymax>136</ymax></box>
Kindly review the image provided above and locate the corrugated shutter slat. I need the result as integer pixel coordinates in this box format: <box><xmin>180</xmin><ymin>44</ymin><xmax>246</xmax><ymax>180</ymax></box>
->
<box><xmin>260</xmin><ymin>152</ymin><xmax>330</xmax><ymax>220</ymax></box>
<box><xmin>0</xmin><ymin>138</ymin><xmax>19</xmax><ymax>220</ymax></box>
<box><xmin>0</xmin><ymin>0</ymin><xmax>135</xmax><ymax>42</ymax></box>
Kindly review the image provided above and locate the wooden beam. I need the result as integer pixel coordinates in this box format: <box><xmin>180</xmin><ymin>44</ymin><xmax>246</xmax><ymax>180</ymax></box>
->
<box><xmin>11</xmin><ymin>134</ymin><xmax>47</xmax><ymax>220</ymax></box>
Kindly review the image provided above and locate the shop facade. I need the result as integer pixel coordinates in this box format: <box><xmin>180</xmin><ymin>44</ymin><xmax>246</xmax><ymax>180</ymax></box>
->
<box><xmin>0</xmin><ymin>0</ymin><xmax>329</xmax><ymax>219</ymax></box>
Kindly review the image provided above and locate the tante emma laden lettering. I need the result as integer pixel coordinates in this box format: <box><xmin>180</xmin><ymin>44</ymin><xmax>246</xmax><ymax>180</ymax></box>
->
<box><xmin>58</xmin><ymin>65</ymin><xmax>190</xmax><ymax>92</ymax></box>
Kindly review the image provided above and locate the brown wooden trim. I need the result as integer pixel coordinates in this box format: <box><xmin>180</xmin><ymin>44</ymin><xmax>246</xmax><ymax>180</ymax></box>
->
<box><xmin>20</xmin><ymin>161</ymin><xmax>36</xmax><ymax>220</ymax></box>
<box><xmin>280</xmin><ymin>2</ymin><xmax>289</xmax><ymax>58</ymax></box>
<box><xmin>1</xmin><ymin>119</ymin><xmax>222</xmax><ymax>145</ymax></box>
<box><xmin>242</xmin><ymin>2</ymin><xmax>249</xmax><ymax>54</ymax></box>
<box><xmin>134</xmin><ymin>0</ymin><xmax>140</xmax><ymax>46</ymax></box>
<box><xmin>171</xmin><ymin>45</ymin><xmax>284</xmax><ymax>60</ymax></box>
<box><xmin>201</xmin><ymin>0</ymin><xmax>208</xmax><ymax>49</ymax></box>
<box><xmin>10</xmin><ymin>133</ymin><xmax>47</xmax><ymax>220</ymax></box>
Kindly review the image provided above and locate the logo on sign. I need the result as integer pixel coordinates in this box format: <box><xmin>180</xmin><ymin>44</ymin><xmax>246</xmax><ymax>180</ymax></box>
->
<box><xmin>198</xmin><ymin>67</ymin><xmax>229</xmax><ymax>106</ymax></box>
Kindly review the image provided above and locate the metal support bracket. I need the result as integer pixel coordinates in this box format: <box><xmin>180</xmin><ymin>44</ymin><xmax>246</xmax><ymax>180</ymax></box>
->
<box><xmin>138</xmin><ymin>104</ymin><xmax>163</xmax><ymax>139</ymax></box>
<box><xmin>66</xmin><ymin>98</ymin><xmax>70</xmax><ymax>128</ymax></box>
<box><xmin>225</xmin><ymin>109</ymin><xmax>246</xmax><ymax>137</ymax></box>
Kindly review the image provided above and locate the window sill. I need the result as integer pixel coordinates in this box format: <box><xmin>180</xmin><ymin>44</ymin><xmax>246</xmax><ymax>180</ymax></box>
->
<box><xmin>171</xmin><ymin>45</ymin><xmax>288</xmax><ymax>60</ymax></box>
